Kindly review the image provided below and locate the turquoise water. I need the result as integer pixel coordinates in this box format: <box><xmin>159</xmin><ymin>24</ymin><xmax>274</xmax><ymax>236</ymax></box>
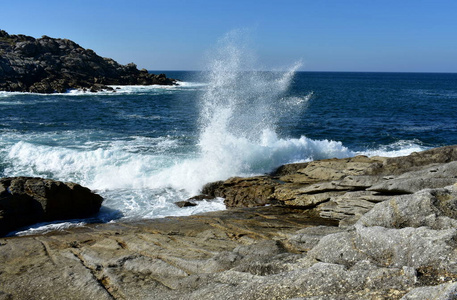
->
<box><xmin>1</xmin><ymin>67</ymin><xmax>456</xmax><ymax>234</ymax></box>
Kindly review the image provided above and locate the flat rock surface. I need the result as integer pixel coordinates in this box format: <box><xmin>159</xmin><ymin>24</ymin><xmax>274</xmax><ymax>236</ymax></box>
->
<box><xmin>0</xmin><ymin>207</ymin><xmax>336</xmax><ymax>300</ymax></box>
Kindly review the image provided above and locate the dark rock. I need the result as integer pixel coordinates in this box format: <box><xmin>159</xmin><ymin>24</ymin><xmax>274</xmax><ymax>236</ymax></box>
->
<box><xmin>189</xmin><ymin>194</ymin><xmax>215</xmax><ymax>201</ymax></box>
<box><xmin>175</xmin><ymin>194</ymin><xmax>215</xmax><ymax>208</ymax></box>
<box><xmin>202</xmin><ymin>176</ymin><xmax>279</xmax><ymax>207</ymax></box>
<box><xmin>0</xmin><ymin>177</ymin><xmax>103</xmax><ymax>236</ymax></box>
<box><xmin>0</xmin><ymin>30</ymin><xmax>178</xmax><ymax>93</ymax></box>
<box><xmin>175</xmin><ymin>201</ymin><xmax>198</xmax><ymax>208</ymax></box>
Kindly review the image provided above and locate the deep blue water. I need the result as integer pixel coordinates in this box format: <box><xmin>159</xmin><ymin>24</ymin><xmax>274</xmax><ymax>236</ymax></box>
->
<box><xmin>1</xmin><ymin>70</ymin><xmax>456</xmax><ymax>234</ymax></box>
<box><xmin>283</xmin><ymin>72</ymin><xmax>457</xmax><ymax>149</ymax></box>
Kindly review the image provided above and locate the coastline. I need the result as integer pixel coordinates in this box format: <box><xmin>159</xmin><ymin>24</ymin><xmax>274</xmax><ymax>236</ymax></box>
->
<box><xmin>0</xmin><ymin>30</ymin><xmax>177</xmax><ymax>93</ymax></box>
<box><xmin>2</xmin><ymin>145</ymin><xmax>457</xmax><ymax>299</ymax></box>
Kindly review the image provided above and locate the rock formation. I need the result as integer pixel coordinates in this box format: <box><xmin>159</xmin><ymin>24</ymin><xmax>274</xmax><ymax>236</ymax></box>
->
<box><xmin>202</xmin><ymin>145</ymin><xmax>457</xmax><ymax>226</ymax></box>
<box><xmin>0</xmin><ymin>30</ymin><xmax>177</xmax><ymax>93</ymax></box>
<box><xmin>0</xmin><ymin>177</ymin><xmax>103</xmax><ymax>236</ymax></box>
<box><xmin>1</xmin><ymin>146</ymin><xmax>457</xmax><ymax>299</ymax></box>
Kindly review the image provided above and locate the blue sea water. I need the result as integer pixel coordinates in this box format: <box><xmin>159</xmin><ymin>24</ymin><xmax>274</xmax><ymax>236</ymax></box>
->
<box><xmin>1</xmin><ymin>52</ymin><xmax>457</xmax><ymax>235</ymax></box>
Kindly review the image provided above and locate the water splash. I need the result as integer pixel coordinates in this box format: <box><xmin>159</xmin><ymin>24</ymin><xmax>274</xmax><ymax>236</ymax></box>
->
<box><xmin>200</xmin><ymin>32</ymin><xmax>303</xmax><ymax>141</ymax></box>
<box><xmin>157</xmin><ymin>30</ymin><xmax>352</xmax><ymax>194</ymax></box>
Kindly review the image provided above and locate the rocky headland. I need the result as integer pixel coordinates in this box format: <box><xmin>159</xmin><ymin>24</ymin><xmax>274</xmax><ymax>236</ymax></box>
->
<box><xmin>1</xmin><ymin>146</ymin><xmax>457</xmax><ymax>299</ymax></box>
<box><xmin>0</xmin><ymin>30</ymin><xmax>177</xmax><ymax>93</ymax></box>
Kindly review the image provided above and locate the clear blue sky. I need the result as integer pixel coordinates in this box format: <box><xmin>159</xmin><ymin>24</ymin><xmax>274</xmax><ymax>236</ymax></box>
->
<box><xmin>2</xmin><ymin>0</ymin><xmax>456</xmax><ymax>72</ymax></box>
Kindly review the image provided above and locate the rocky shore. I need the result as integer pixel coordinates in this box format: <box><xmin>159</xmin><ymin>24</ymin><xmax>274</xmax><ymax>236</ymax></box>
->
<box><xmin>1</xmin><ymin>146</ymin><xmax>457</xmax><ymax>299</ymax></box>
<box><xmin>0</xmin><ymin>30</ymin><xmax>177</xmax><ymax>93</ymax></box>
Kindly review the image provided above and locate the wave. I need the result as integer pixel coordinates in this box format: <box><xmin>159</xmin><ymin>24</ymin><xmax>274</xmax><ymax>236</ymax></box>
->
<box><xmin>2</xmin><ymin>131</ymin><xmax>354</xmax><ymax>192</ymax></box>
<box><xmin>358</xmin><ymin>140</ymin><xmax>429</xmax><ymax>157</ymax></box>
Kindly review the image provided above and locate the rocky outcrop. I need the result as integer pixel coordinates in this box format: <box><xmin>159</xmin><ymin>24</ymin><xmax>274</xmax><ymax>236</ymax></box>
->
<box><xmin>2</xmin><ymin>146</ymin><xmax>457</xmax><ymax>299</ymax></box>
<box><xmin>0</xmin><ymin>30</ymin><xmax>177</xmax><ymax>93</ymax></box>
<box><xmin>0</xmin><ymin>177</ymin><xmax>103</xmax><ymax>236</ymax></box>
<box><xmin>202</xmin><ymin>145</ymin><xmax>457</xmax><ymax>226</ymax></box>
<box><xmin>1</xmin><ymin>185</ymin><xmax>457</xmax><ymax>299</ymax></box>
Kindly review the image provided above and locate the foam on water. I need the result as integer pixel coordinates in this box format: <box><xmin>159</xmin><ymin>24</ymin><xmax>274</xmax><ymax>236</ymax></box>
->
<box><xmin>4</xmin><ymin>136</ymin><xmax>183</xmax><ymax>190</ymax></box>
<box><xmin>357</xmin><ymin>140</ymin><xmax>428</xmax><ymax>158</ymax></box>
<box><xmin>0</xmin><ymin>81</ymin><xmax>201</xmax><ymax>98</ymax></box>
<box><xmin>3</xmin><ymin>133</ymin><xmax>228</xmax><ymax>232</ymax></box>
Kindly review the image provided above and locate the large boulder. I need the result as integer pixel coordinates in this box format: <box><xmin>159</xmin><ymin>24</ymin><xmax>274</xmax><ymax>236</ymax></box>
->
<box><xmin>0</xmin><ymin>177</ymin><xmax>103</xmax><ymax>236</ymax></box>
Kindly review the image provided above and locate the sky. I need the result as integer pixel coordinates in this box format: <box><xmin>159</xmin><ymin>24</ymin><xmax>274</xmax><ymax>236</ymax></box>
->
<box><xmin>1</xmin><ymin>0</ymin><xmax>456</xmax><ymax>72</ymax></box>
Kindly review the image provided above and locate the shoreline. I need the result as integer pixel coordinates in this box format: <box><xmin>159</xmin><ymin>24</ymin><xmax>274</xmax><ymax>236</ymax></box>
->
<box><xmin>2</xmin><ymin>145</ymin><xmax>457</xmax><ymax>299</ymax></box>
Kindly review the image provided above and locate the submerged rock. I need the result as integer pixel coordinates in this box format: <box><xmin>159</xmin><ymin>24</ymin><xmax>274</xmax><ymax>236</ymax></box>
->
<box><xmin>0</xmin><ymin>177</ymin><xmax>103</xmax><ymax>236</ymax></box>
<box><xmin>0</xmin><ymin>30</ymin><xmax>177</xmax><ymax>93</ymax></box>
<box><xmin>175</xmin><ymin>194</ymin><xmax>215</xmax><ymax>208</ymax></box>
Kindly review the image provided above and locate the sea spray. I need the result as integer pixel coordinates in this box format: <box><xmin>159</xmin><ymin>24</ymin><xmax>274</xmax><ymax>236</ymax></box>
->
<box><xmin>173</xmin><ymin>31</ymin><xmax>353</xmax><ymax>193</ymax></box>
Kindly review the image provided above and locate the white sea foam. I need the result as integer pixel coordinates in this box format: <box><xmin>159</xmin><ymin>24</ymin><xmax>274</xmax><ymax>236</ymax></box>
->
<box><xmin>0</xmin><ymin>81</ymin><xmax>203</xmax><ymax>98</ymax></box>
<box><xmin>4</xmin><ymin>137</ymin><xmax>181</xmax><ymax>190</ymax></box>
<box><xmin>357</xmin><ymin>140</ymin><xmax>428</xmax><ymax>157</ymax></box>
<box><xmin>12</xmin><ymin>221</ymin><xmax>88</xmax><ymax>236</ymax></box>
<box><xmin>0</xmin><ymin>91</ymin><xmax>24</xmax><ymax>98</ymax></box>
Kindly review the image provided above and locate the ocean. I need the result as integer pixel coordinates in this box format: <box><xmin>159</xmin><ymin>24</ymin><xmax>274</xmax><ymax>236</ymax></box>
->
<box><xmin>1</xmin><ymin>48</ymin><xmax>457</xmax><ymax>235</ymax></box>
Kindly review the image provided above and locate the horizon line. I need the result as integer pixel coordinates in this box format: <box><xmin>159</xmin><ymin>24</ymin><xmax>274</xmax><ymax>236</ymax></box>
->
<box><xmin>149</xmin><ymin>70</ymin><xmax>457</xmax><ymax>74</ymax></box>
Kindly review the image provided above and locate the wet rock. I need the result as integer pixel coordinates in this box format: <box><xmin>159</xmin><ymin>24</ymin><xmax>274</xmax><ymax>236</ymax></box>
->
<box><xmin>175</xmin><ymin>194</ymin><xmax>215</xmax><ymax>208</ymax></box>
<box><xmin>0</xmin><ymin>177</ymin><xmax>103</xmax><ymax>236</ymax></box>
<box><xmin>175</xmin><ymin>200</ymin><xmax>198</xmax><ymax>208</ymax></box>
<box><xmin>202</xmin><ymin>176</ymin><xmax>279</xmax><ymax>207</ymax></box>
